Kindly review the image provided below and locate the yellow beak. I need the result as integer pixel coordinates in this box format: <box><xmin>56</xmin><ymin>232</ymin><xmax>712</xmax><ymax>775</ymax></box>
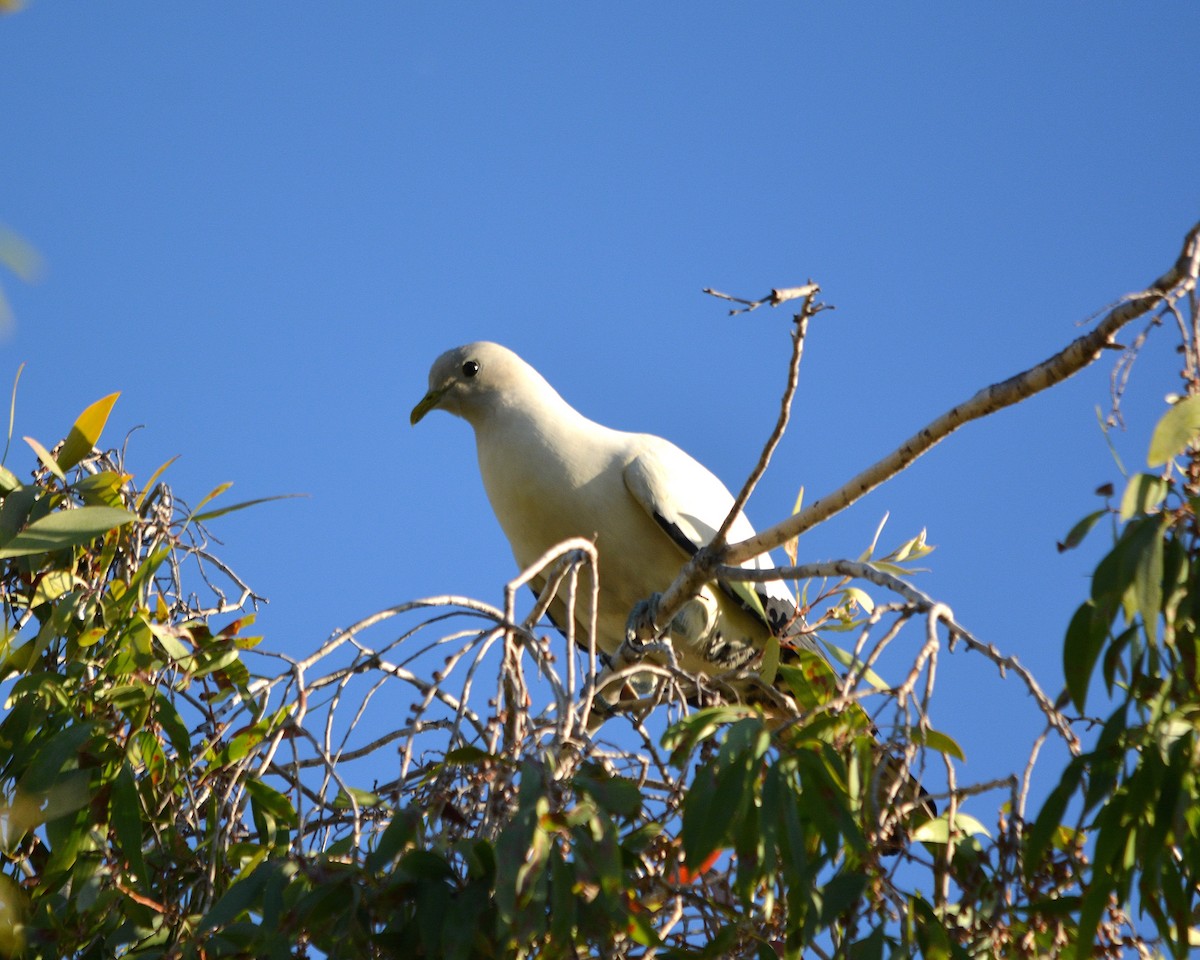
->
<box><xmin>410</xmin><ymin>385</ymin><xmax>448</xmax><ymax>426</ymax></box>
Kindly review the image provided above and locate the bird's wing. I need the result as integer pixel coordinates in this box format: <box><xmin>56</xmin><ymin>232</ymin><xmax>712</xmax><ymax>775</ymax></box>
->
<box><xmin>621</xmin><ymin>437</ymin><xmax>814</xmax><ymax>648</ymax></box>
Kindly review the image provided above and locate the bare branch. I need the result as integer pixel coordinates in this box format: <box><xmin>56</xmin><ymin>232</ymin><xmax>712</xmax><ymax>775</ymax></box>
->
<box><xmin>702</xmin><ymin>282</ymin><xmax>821</xmax><ymax>315</ymax></box>
<box><xmin>727</xmin><ymin>219</ymin><xmax>1200</xmax><ymax>564</ymax></box>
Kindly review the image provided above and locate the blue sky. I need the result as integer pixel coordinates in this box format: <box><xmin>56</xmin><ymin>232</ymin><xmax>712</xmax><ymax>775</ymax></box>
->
<box><xmin>3</xmin><ymin>3</ymin><xmax>1198</xmax><ymax>822</ymax></box>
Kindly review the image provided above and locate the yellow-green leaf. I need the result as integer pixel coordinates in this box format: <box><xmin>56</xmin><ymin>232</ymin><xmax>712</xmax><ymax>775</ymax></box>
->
<box><xmin>759</xmin><ymin>634</ymin><xmax>780</xmax><ymax>686</ymax></box>
<box><xmin>30</xmin><ymin>569</ymin><xmax>80</xmax><ymax>606</ymax></box>
<box><xmin>182</xmin><ymin>482</ymin><xmax>234</xmax><ymax>526</ymax></box>
<box><xmin>913</xmin><ymin>811</ymin><xmax>992</xmax><ymax>843</ymax></box>
<box><xmin>920</xmin><ymin>727</ymin><xmax>966</xmax><ymax>762</ymax></box>
<box><xmin>731</xmin><ymin>580</ymin><xmax>767</xmax><ymax>624</ymax></box>
<box><xmin>76</xmin><ymin>627</ymin><xmax>105</xmax><ymax>648</ymax></box>
<box><xmin>1119</xmin><ymin>473</ymin><xmax>1168</xmax><ymax>520</ymax></box>
<box><xmin>843</xmin><ymin>586</ymin><xmax>875</xmax><ymax>614</ymax></box>
<box><xmin>134</xmin><ymin>455</ymin><xmax>179</xmax><ymax>510</ymax></box>
<box><xmin>819</xmin><ymin>639</ymin><xmax>889</xmax><ymax>691</ymax></box>
<box><xmin>192</xmin><ymin>493</ymin><xmax>305</xmax><ymax>523</ymax></box>
<box><xmin>57</xmin><ymin>392</ymin><xmax>120</xmax><ymax>471</ymax></box>
<box><xmin>1148</xmin><ymin>394</ymin><xmax>1200</xmax><ymax>467</ymax></box>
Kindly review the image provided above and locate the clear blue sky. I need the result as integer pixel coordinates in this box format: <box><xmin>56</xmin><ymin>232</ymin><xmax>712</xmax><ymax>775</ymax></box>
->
<box><xmin>3</xmin><ymin>4</ymin><xmax>1198</xmax><ymax>818</ymax></box>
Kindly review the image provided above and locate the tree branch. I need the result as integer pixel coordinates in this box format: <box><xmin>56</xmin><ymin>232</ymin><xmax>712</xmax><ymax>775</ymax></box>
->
<box><xmin>727</xmin><ymin>219</ymin><xmax>1200</xmax><ymax>564</ymax></box>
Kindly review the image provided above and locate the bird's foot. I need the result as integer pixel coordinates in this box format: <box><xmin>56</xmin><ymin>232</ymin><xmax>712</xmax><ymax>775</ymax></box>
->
<box><xmin>624</xmin><ymin>594</ymin><xmax>662</xmax><ymax>653</ymax></box>
<box><xmin>617</xmin><ymin>594</ymin><xmax>679</xmax><ymax>677</ymax></box>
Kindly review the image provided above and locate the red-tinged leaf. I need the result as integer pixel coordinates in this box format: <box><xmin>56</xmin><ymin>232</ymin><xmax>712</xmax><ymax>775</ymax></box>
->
<box><xmin>674</xmin><ymin>848</ymin><xmax>723</xmax><ymax>884</ymax></box>
<box><xmin>183</xmin><ymin>481</ymin><xmax>234</xmax><ymax>525</ymax></box>
<box><xmin>218</xmin><ymin>615</ymin><xmax>256</xmax><ymax>638</ymax></box>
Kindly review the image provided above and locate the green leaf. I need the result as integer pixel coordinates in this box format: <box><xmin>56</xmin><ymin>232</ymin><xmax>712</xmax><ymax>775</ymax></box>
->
<box><xmin>910</xmin><ymin>894</ymin><xmax>953</xmax><ymax>960</ymax></box>
<box><xmin>1064</xmin><ymin>601</ymin><xmax>1105</xmax><ymax>713</ymax></box>
<box><xmin>110</xmin><ymin>762</ymin><xmax>147</xmax><ymax>887</ymax></box>
<box><xmin>147</xmin><ymin>621</ymin><xmax>191</xmax><ymax>663</ymax></box>
<box><xmin>72</xmin><ymin>470</ymin><xmax>130</xmax><ymax>507</ymax></box>
<box><xmin>918</xmin><ymin>727</ymin><xmax>966</xmax><ymax>762</ymax></box>
<box><xmin>333</xmin><ymin>786</ymin><xmax>384</xmax><ymax>809</ymax></box>
<box><xmin>154</xmin><ymin>693</ymin><xmax>192</xmax><ymax>758</ymax></box>
<box><xmin>1119</xmin><ymin>473</ymin><xmax>1168</xmax><ymax>520</ymax></box>
<box><xmin>19</xmin><ymin>722</ymin><xmax>95</xmax><ymax>794</ymax></box>
<box><xmin>0</xmin><ymin>505</ymin><xmax>135</xmax><ymax>558</ymax></box>
<box><xmin>57</xmin><ymin>392</ymin><xmax>120</xmax><ymax>471</ymax></box>
<box><xmin>192</xmin><ymin>493</ymin><xmax>305</xmax><ymax>523</ymax></box>
<box><xmin>849</xmin><ymin>927</ymin><xmax>886</xmax><ymax>960</ymax></box>
<box><xmin>198</xmin><ymin>868</ymin><xmax>270</xmax><ymax>934</ymax></box>
<box><xmin>443</xmin><ymin>745</ymin><xmax>499</xmax><ymax>765</ymax></box>
<box><xmin>548</xmin><ymin>849</ymin><xmax>577</xmax><ymax>948</ymax></box>
<box><xmin>820</xmin><ymin>872</ymin><xmax>868</xmax><ymax>924</ymax></box>
<box><xmin>1148</xmin><ymin>394</ymin><xmax>1200</xmax><ymax>466</ymax></box>
<box><xmin>1026</xmin><ymin>761</ymin><xmax>1083</xmax><ymax>876</ymax></box>
<box><xmin>681</xmin><ymin>765</ymin><xmax>724</xmax><ymax>872</ymax></box>
<box><xmin>574</xmin><ymin>767</ymin><xmax>642</xmax><ymax>819</ymax></box>
<box><xmin>134</xmin><ymin>455</ymin><xmax>178</xmax><ymax>510</ymax></box>
<box><xmin>366</xmin><ymin>807</ymin><xmax>420</xmax><ymax>872</ymax></box>
<box><xmin>1131</xmin><ymin>516</ymin><xmax>1166</xmax><ymax>645</ymax></box>
<box><xmin>246</xmin><ymin>779</ymin><xmax>297</xmax><ymax>847</ymax></box>
<box><xmin>0</xmin><ymin>485</ymin><xmax>37</xmax><ymax>544</ymax></box>
<box><xmin>858</xmin><ymin>511</ymin><xmax>889</xmax><ymax>562</ymax></box>
<box><xmin>30</xmin><ymin>569</ymin><xmax>80</xmax><ymax>606</ymax></box>
<box><xmin>1057</xmin><ymin>509</ymin><xmax>1106</xmax><ymax>552</ymax></box>
<box><xmin>1075</xmin><ymin>882</ymin><xmax>1110</xmax><ymax>960</ymax></box>
<box><xmin>662</xmin><ymin>704</ymin><xmax>759</xmax><ymax>763</ymax></box>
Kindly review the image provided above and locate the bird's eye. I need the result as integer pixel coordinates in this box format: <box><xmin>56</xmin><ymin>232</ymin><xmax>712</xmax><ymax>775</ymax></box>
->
<box><xmin>462</xmin><ymin>360</ymin><xmax>481</xmax><ymax>378</ymax></box>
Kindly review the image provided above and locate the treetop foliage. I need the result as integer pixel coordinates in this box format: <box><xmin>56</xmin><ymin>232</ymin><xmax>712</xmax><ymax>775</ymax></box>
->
<box><xmin>0</xmin><ymin>222</ymin><xmax>1198</xmax><ymax>957</ymax></box>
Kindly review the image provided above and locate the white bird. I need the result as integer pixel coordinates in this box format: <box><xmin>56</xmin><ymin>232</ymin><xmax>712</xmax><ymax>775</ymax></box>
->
<box><xmin>410</xmin><ymin>341</ymin><xmax>828</xmax><ymax>697</ymax></box>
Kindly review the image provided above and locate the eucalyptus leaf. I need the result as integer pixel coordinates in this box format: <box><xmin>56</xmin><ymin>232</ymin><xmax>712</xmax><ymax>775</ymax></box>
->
<box><xmin>192</xmin><ymin>492</ymin><xmax>305</xmax><ymax>523</ymax></box>
<box><xmin>23</xmin><ymin>436</ymin><xmax>65</xmax><ymax>482</ymax></box>
<box><xmin>1148</xmin><ymin>394</ymin><xmax>1200</xmax><ymax>467</ymax></box>
<box><xmin>1119</xmin><ymin>474</ymin><xmax>1168</xmax><ymax>521</ymax></box>
<box><xmin>912</xmin><ymin>811</ymin><xmax>991</xmax><ymax>843</ymax></box>
<box><xmin>57</xmin><ymin>392</ymin><xmax>120</xmax><ymax>471</ymax></box>
<box><xmin>1057</xmin><ymin>509</ymin><xmax>1106</xmax><ymax>552</ymax></box>
<box><xmin>0</xmin><ymin>505</ymin><xmax>135</xmax><ymax>558</ymax></box>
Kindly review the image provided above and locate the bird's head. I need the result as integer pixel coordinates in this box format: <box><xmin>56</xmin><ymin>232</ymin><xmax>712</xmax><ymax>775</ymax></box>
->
<box><xmin>411</xmin><ymin>341</ymin><xmax>546</xmax><ymax>428</ymax></box>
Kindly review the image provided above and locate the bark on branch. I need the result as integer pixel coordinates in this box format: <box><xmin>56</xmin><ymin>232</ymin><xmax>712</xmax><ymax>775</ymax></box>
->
<box><xmin>655</xmin><ymin>220</ymin><xmax>1200</xmax><ymax>629</ymax></box>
